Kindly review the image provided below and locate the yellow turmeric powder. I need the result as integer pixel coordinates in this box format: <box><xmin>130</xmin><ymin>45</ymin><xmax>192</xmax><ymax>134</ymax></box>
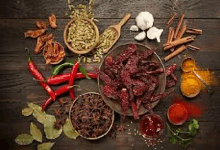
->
<box><xmin>181</xmin><ymin>58</ymin><xmax>219</xmax><ymax>92</ymax></box>
<box><xmin>181</xmin><ymin>74</ymin><xmax>201</xmax><ymax>96</ymax></box>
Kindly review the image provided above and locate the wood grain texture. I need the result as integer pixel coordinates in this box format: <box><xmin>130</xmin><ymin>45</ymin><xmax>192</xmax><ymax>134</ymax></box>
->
<box><xmin>0</xmin><ymin>0</ymin><xmax>220</xmax><ymax>149</ymax></box>
<box><xmin>0</xmin><ymin>0</ymin><xmax>219</xmax><ymax>19</ymax></box>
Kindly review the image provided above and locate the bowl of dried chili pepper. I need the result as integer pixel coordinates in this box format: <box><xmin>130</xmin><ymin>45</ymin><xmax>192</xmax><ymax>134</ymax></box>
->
<box><xmin>98</xmin><ymin>43</ymin><xmax>166</xmax><ymax>119</ymax></box>
<box><xmin>69</xmin><ymin>92</ymin><xmax>114</xmax><ymax>140</ymax></box>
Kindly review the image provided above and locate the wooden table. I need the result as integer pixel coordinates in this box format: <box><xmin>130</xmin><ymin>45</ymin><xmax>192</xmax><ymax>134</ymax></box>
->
<box><xmin>0</xmin><ymin>0</ymin><xmax>220</xmax><ymax>149</ymax></box>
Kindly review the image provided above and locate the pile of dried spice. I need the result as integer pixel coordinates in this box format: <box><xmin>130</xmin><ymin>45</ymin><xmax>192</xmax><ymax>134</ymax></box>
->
<box><xmin>181</xmin><ymin>57</ymin><xmax>218</xmax><ymax>93</ymax></box>
<box><xmin>67</xmin><ymin>18</ymin><xmax>96</xmax><ymax>51</ymax></box>
<box><xmin>70</xmin><ymin>92</ymin><xmax>113</xmax><ymax>139</ymax></box>
<box><xmin>67</xmin><ymin>0</ymin><xmax>96</xmax><ymax>21</ymax></box>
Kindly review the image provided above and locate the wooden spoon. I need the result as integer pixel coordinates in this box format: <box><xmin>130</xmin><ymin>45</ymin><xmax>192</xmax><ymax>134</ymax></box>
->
<box><xmin>101</xmin><ymin>13</ymin><xmax>131</xmax><ymax>53</ymax></box>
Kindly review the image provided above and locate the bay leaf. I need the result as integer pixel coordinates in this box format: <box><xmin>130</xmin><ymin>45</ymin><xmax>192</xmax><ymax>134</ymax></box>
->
<box><xmin>37</xmin><ymin>142</ymin><xmax>55</xmax><ymax>150</ymax></box>
<box><xmin>28</xmin><ymin>103</ymin><xmax>46</xmax><ymax>124</ymax></box>
<box><xmin>30</xmin><ymin>122</ymin><xmax>42</xmax><ymax>142</ymax></box>
<box><xmin>15</xmin><ymin>133</ymin><xmax>33</xmax><ymax>145</ymax></box>
<box><xmin>22</xmin><ymin>107</ymin><xmax>33</xmax><ymax>116</ymax></box>
<box><xmin>63</xmin><ymin>118</ymin><xmax>79</xmax><ymax>139</ymax></box>
<box><xmin>44</xmin><ymin>114</ymin><xmax>62</xmax><ymax>139</ymax></box>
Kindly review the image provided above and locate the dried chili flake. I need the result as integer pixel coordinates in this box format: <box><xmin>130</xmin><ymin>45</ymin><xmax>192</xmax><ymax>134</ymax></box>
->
<box><xmin>115</xmin><ymin>44</ymin><xmax>138</xmax><ymax>63</ymax></box>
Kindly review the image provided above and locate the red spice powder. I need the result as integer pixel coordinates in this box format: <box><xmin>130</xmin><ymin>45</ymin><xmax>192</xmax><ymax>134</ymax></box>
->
<box><xmin>172</xmin><ymin>98</ymin><xmax>202</xmax><ymax>119</ymax></box>
<box><xmin>168</xmin><ymin>104</ymin><xmax>188</xmax><ymax>125</ymax></box>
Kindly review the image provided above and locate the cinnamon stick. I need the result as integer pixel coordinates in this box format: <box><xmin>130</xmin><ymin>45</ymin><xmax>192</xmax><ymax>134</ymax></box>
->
<box><xmin>187</xmin><ymin>45</ymin><xmax>200</xmax><ymax>51</ymax></box>
<box><xmin>166</xmin><ymin>12</ymin><xmax>177</xmax><ymax>27</ymax></box>
<box><xmin>167</xmin><ymin>27</ymin><xmax>175</xmax><ymax>43</ymax></box>
<box><xmin>164</xmin><ymin>45</ymin><xmax>186</xmax><ymax>61</ymax></box>
<box><xmin>174</xmin><ymin>14</ymin><xmax>185</xmax><ymax>39</ymax></box>
<box><xmin>186</xmin><ymin>28</ymin><xmax>202</xmax><ymax>35</ymax></box>
<box><xmin>176</xmin><ymin>23</ymin><xmax>187</xmax><ymax>40</ymax></box>
<box><xmin>163</xmin><ymin>35</ymin><xmax>195</xmax><ymax>51</ymax></box>
<box><xmin>166</xmin><ymin>27</ymin><xmax>175</xmax><ymax>52</ymax></box>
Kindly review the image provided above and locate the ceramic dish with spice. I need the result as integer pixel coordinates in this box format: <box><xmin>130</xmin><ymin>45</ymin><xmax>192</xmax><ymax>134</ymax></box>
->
<box><xmin>98</xmin><ymin>43</ymin><xmax>166</xmax><ymax>117</ymax></box>
<box><xmin>69</xmin><ymin>92</ymin><xmax>114</xmax><ymax>140</ymax></box>
<box><xmin>63</xmin><ymin>17</ymin><xmax>99</xmax><ymax>54</ymax></box>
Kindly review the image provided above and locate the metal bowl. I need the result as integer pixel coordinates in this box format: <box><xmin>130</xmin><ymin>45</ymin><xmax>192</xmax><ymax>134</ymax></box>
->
<box><xmin>98</xmin><ymin>43</ymin><xmax>166</xmax><ymax>116</ymax></box>
<box><xmin>69</xmin><ymin>92</ymin><xmax>114</xmax><ymax>140</ymax></box>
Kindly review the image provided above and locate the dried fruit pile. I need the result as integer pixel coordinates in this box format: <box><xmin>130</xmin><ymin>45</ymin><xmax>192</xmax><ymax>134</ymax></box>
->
<box><xmin>24</xmin><ymin>14</ymin><xmax>65</xmax><ymax>64</ymax></box>
<box><xmin>99</xmin><ymin>44</ymin><xmax>177</xmax><ymax>119</ymax></box>
<box><xmin>70</xmin><ymin>93</ymin><xmax>113</xmax><ymax>138</ymax></box>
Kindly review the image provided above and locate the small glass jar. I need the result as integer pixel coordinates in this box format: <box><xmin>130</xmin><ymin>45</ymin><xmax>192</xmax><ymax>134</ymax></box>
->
<box><xmin>139</xmin><ymin>113</ymin><xmax>164</xmax><ymax>140</ymax></box>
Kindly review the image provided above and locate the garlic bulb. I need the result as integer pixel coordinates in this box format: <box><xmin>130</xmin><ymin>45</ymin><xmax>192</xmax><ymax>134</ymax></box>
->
<box><xmin>136</xmin><ymin>11</ymin><xmax>154</xmax><ymax>30</ymax></box>
<box><xmin>134</xmin><ymin>31</ymin><xmax>146</xmax><ymax>41</ymax></box>
<box><xmin>130</xmin><ymin>25</ymin><xmax>139</xmax><ymax>31</ymax></box>
<box><xmin>147</xmin><ymin>27</ymin><xmax>163</xmax><ymax>43</ymax></box>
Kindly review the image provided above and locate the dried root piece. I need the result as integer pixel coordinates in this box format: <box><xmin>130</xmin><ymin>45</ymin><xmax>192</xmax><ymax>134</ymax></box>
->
<box><xmin>24</xmin><ymin>29</ymin><xmax>46</xmax><ymax>38</ymax></box>
<box><xmin>48</xmin><ymin>14</ymin><xmax>57</xmax><ymax>29</ymax></box>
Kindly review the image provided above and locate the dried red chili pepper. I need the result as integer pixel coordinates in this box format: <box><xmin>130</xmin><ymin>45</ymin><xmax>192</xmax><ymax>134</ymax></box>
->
<box><xmin>46</xmin><ymin>72</ymin><xmax>97</xmax><ymax>85</ymax></box>
<box><xmin>103</xmin><ymin>85</ymin><xmax>119</xmax><ymax>100</ymax></box>
<box><xmin>120</xmin><ymin>88</ymin><xmax>129</xmax><ymax>116</ymax></box>
<box><xmin>26</xmin><ymin>49</ymin><xmax>56</xmax><ymax>101</ymax></box>
<box><xmin>115</xmin><ymin>44</ymin><xmax>138</xmax><ymax>63</ymax></box>
<box><xmin>24</xmin><ymin>29</ymin><xmax>46</xmax><ymax>38</ymax></box>
<box><xmin>36</xmin><ymin>20</ymin><xmax>48</xmax><ymax>29</ymax></box>
<box><xmin>131</xmin><ymin>101</ymin><xmax>139</xmax><ymax>119</ymax></box>
<box><xmin>48</xmin><ymin>14</ymin><xmax>57</xmax><ymax>29</ymax></box>
<box><xmin>165</xmin><ymin>64</ymin><xmax>177</xmax><ymax>76</ymax></box>
<box><xmin>68</xmin><ymin>59</ymin><xmax>81</xmax><ymax>101</ymax></box>
<box><xmin>41</xmin><ymin>85</ymin><xmax>73</xmax><ymax>110</ymax></box>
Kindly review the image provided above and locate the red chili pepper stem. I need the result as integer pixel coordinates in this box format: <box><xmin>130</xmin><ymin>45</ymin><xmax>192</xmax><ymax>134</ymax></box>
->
<box><xmin>25</xmin><ymin>48</ymin><xmax>32</xmax><ymax>62</ymax></box>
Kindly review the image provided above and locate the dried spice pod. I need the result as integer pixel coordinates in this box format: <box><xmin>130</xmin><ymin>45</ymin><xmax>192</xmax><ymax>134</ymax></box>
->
<box><xmin>69</xmin><ymin>92</ymin><xmax>114</xmax><ymax>140</ymax></box>
<box><xmin>43</xmin><ymin>41</ymin><xmax>65</xmax><ymax>64</ymax></box>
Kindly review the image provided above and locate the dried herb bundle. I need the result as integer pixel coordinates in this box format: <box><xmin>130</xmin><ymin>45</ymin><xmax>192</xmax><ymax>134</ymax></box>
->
<box><xmin>70</xmin><ymin>93</ymin><xmax>113</xmax><ymax>138</ymax></box>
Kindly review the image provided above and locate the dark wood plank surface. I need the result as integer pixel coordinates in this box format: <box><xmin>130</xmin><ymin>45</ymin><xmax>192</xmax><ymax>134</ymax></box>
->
<box><xmin>0</xmin><ymin>0</ymin><xmax>220</xmax><ymax>150</ymax></box>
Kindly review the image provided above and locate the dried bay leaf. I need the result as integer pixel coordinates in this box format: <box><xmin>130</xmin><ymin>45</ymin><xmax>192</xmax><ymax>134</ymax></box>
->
<box><xmin>15</xmin><ymin>133</ymin><xmax>33</xmax><ymax>145</ymax></box>
<box><xmin>63</xmin><ymin>118</ymin><xmax>79</xmax><ymax>139</ymax></box>
<box><xmin>37</xmin><ymin>142</ymin><xmax>55</xmax><ymax>150</ymax></box>
<box><xmin>22</xmin><ymin>107</ymin><xmax>33</xmax><ymax>116</ymax></box>
<box><xmin>44</xmin><ymin>114</ymin><xmax>62</xmax><ymax>139</ymax></box>
<box><xmin>28</xmin><ymin>103</ymin><xmax>46</xmax><ymax>124</ymax></box>
<box><xmin>30</xmin><ymin>122</ymin><xmax>42</xmax><ymax>142</ymax></box>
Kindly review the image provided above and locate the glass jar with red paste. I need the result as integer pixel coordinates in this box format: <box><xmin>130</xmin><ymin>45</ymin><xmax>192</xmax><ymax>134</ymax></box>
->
<box><xmin>167</xmin><ymin>103</ymin><xmax>188</xmax><ymax>125</ymax></box>
<box><xmin>139</xmin><ymin>114</ymin><xmax>164</xmax><ymax>139</ymax></box>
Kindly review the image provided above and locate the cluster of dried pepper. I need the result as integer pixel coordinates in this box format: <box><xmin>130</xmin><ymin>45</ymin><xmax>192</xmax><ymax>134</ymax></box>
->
<box><xmin>70</xmin><ymin>93</ymin><xmax>113</xmax><ymax>138</ymax></box>
<box><xmin>24</xmin><ymin>14</ymin><xmax>65</xmax><ymax>64</ymax></box>
<box><xmin>99</xmin><ymin>44</ymin><xmax>177</xmax><ymax>119</ymax></box>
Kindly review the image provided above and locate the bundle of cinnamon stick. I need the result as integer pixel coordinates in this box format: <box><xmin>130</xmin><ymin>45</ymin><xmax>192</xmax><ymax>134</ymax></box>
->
<box><xmin>164</xmin><ymin>13</ymin><xmax>202</xmax><ymax>61</ymax></box>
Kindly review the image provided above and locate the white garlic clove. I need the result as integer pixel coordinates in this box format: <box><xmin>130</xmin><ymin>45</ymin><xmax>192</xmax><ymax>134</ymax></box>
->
<box><xmin>134</xmin><ymin>31</ymin><xmax>146</xmax><ymax>41</ymax></box>
<box><xmin>136</xmin><ymin>11</ymin><xmax>154</xmax><ymax>30</ymax></box>
<box><xmin>147</xmin><ymin>27</ymin><xmax>163</xmax><ymax>43</ymax></box>
<box><xmin>130</xmin><ymin>25</ymin><xmax>139</xmax><ymax>31</ymax></box>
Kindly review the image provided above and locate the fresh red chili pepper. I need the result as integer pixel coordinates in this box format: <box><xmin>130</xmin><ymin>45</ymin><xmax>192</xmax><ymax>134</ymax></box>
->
<box><xmin>41</xmin><ymin>85</ymin><xmax>73</xmax><ymax>110</ymax></box>
<box><xmin>46</xmin><ymin>72</ymin><xmax>97</xmax><ymax>85</ymax></box>
<box><xmin>68</xmin><ymin>59</ymin><xmax>81</xmax><ymax>101</ymax></box>
<box><xmin>26</xmin><ymin>49</ymin><xmax>56</xmax><ymax>100</ymax></box>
